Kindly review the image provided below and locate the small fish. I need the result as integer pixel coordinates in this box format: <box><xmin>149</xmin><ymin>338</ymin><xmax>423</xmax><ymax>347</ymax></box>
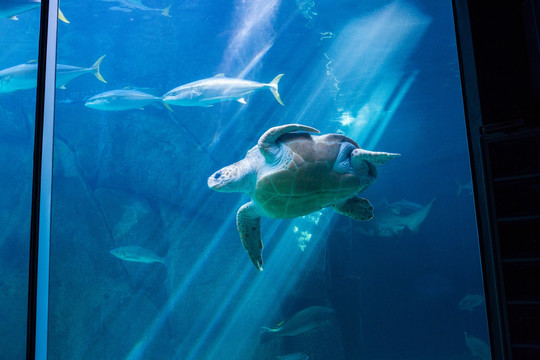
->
<box><xmin>276</xmin><ymin>353</ymin><xmax>309</xmax><ymax>360</ymax></box>
<box><xmin>0</xmin><ymin>55</ymin><xmax>106</xmax><ymax>93</ymax></box>
<box><xmin>85</xmin><ymin>89</ymin><xmax>163</xmax><ymax>111</ymax></box>
<box><xmin>464</xmin><ymin>332</ymin><xmax>492</xmax><ymax>360</ymax></box>
<box><xmin>456</xmin><ymin>180</ymin><xmax>473</xmax><ymax>196</ymax></box>
<box><xmin>358</xmin><ymin>198</ymin><xmax>436</xmax><ymax>237</ymax></box>
<box><xmin>260</xmin><ymin>306</ymin><xmax>334</xmax><ymax>343</ymax></box>
<box><xmin>387</xmin><ymin>199</ymin><xmax>426</xmax><ymax>214</ymax></box>
<box><xmin>162</xmin><ymin>73</ymin><xmax>284</xmax><ymax>107</ymax></box>
<box><xmin>0</xmin><ymin>0</ymin><xmax>69</xmax><ymax>22</ymax></box>
<box><xmin>458</xmin><ymin>294</ymin><xmax>485</xmax><ymax>311</ymax></box>
<box><xmin>110</xmin><ymin>245</ymin><xmax>166</xmax><ymax>265</ymax></box>
<box><xmin>102</xmin><ymin>0</ymin><xmax>171</xmax><ymax>17</ymax></box>
<box><xmin>295</xmin><ymin>0</ymin><xmax>317</xmax><ymax>20</ymax></box>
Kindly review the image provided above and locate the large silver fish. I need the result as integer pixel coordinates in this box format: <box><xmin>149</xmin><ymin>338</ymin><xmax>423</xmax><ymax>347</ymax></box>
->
<box><xmin>0</xmin><ymin>0</ymin><xmax>39</xmax><ymax>18</ymax></box>
<box><xmin>357</xmin><ymin>198</ymin><xmax>435</xmax><ymax>237</ymax></box>
<box><xmin>110</xmin><ymin>245</ymin><xmax>166</xmax><ymax>264</ymax></box>
<box><xmin>0</xmin><ymin>0</ymin><xmax>69</xmax><ymax>22</ymax></box>
<box><xmin>260</xmin><ymin>306</ymin><xmax>334</xmax><ymax>343</ymax></box>
<box><xmin>101</xmin><ymin>0</ymin><xmax>171</xmax><ymax>17</ymax></box>
<box><xmin>85</xmin><ymin>89</ymin><xmax>162</xmax><ymax>111</ymax></box>
<box><xmin>0</xmin><ymin>55</ymin><xmax>106</xmax><ymax>93</ymax></box>
<box><xmin>162</xmin><ymin>73</ymin><xmax>284</xmax><ymax>107</ymax></box>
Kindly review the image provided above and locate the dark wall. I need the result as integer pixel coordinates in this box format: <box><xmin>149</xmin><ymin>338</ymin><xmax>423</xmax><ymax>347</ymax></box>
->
<box><xmin>467</xmin><ymin>0</ymin><xmax>540</xmax><ymax>126</ymax></box>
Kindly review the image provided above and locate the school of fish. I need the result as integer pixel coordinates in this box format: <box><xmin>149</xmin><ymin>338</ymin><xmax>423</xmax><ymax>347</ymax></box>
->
<box><xmin>0</xmin><ymin>56</ymin><xmax>285</xmax><ymax>110</ymax></box>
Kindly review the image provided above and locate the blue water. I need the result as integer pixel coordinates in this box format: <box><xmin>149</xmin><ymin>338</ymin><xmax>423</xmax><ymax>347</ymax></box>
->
<box><xmin>0</xmin><ymin>0</ymin><xmax>491</xmax><ymax>359</ymax></box>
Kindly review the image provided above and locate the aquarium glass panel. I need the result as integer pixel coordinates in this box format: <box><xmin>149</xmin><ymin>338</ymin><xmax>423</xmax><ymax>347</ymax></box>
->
<box><xmin>0</xmin><ymin>2</ymin><xmax>44</xmax><ymax>358</ymax></box>
<box><xmin>48</xmin><ymin>1</ymin><xmax>491</xmax><ymax>359</ymax></box>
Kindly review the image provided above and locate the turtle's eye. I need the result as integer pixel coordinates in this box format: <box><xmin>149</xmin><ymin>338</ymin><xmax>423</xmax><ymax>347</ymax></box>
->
<box><xmin>214</xmin><ymin>172</ymin><xmax>221</xmax><ymax>179</ymax></box>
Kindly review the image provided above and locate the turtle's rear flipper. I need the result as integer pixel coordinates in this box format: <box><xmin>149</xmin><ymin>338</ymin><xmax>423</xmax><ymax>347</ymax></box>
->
<box><xmin>237</xmin><ymin>201</ymin><xmax>264</xmax><ymax>271</ymax></box>
<box><xmin>351</xmin><ymin>148</ymin><xmax>400</xmax><ymax>166</ymax></box>
<box><xmin>333</xmin><ymin>197</ymin><xmax>374</xmax><ymax>221</ymax></box>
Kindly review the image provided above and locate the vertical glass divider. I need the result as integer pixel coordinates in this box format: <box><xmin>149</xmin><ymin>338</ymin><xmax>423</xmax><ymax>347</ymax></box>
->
<box><xmin>27</xmin><ymin>0</ymin><xmax>58</xmax><ymax>359</ymax></box>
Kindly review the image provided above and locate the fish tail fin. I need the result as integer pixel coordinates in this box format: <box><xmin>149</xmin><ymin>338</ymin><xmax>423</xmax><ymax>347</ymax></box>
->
<box><xmin>58</xmin><ymin>8</ymin><xmax>69</xmax><ymax>24</ymax></box>
<box><xmin>91</xmin><ymin>55</ymin><xmax>107</xmax><ymax>83</ymax></box>
<box><xmin>259</xmin><ymin>327</ymin><xmax>276</xmax><ymax>343</ymax></box>
<box><xmin>268</xmin><ymin>74</ymin><xmax>284</xmax><ymax>106</ymax></box>
<box><xmin>162</xmin><ymin>5</ymin><xmax>172</xmax><ymax>17</ymax></box>
<box><xmin>160</xmin><ymin>252</ymin><xmax>172</xmax><ymax>269</ymax></box>
<box><xmin>455</xmin><ymin>180</ymin><xmax>462</xmax><ymax>196</ymax></box>
<box><xmin>406</xmin><ymin>198</ymin><xmax>436</xmax><ymax>233</ymax></box>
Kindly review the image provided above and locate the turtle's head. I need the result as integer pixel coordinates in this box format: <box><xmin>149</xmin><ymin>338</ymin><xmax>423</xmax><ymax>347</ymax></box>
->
<box><xmin>208</xmin><ymin>159</ymin><xmax>254</xmax><ymax>193</ymax></box>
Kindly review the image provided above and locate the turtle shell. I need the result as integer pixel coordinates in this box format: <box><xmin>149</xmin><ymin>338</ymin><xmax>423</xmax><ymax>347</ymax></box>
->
<box><xmin>253</xmin><ymin>133</ymin><xmax>372</xmax><ymax>218</ymax></box>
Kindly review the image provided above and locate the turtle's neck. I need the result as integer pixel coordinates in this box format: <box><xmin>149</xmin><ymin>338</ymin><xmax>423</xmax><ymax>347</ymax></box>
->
<box><xmin>232</xmin><ymin>158</ymin><xmax>257</xmax><ymax>193</ymax></box>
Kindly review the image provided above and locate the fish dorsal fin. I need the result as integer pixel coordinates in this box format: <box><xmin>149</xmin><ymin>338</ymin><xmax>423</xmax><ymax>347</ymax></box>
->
<box><xmin>213</xmin><ymin>73</ymin><xmax>226</xmax><ymax>78</ymax></box>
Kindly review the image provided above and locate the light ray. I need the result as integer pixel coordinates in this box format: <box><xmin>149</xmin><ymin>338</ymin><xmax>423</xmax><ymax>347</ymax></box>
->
<box><xmin>126</xmin><ymin>2</ymin><xmax>431</xmax><ymax>359</ymax></box>
<box><xmin>191</xmin><ymin>3</ymin><xmax>431</xmax><ymax>359</ymax></box>
<box><xmin>123</xmin><ymin>197</ymin><xmax>244</xmax><ymax>360</ymax></box>
<box><xmin>219</xmin><ymin>0</ymin><xmax>281</xmax><ymax>76</ymax></box>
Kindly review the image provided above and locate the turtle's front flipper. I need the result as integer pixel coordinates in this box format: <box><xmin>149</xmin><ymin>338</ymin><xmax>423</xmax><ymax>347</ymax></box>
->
<box><xmin>333</xmin><ymin>197</ymin><xmax>374</xmax><ymax>221</ymax></box>
<box><xmin>351</xmin><ymin>148</ymin><xmax>400</xmax><ymax>166</ymax></box>
<box><xmin>237</xmin><ymin>201</ymin><xmax>264</xmax><ymax>271</ymax></box>
<box><xmin>258</xmin><ymin>124</ymin><xmax>320</xmax><ymax>161</ymax></box>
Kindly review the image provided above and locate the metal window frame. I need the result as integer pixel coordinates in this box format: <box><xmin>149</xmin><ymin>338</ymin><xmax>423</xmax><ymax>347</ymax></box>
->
<box><xmin>452</xmin><ymin>1</ymin><xmax>512</xmax><ymax>359</ymax></box>
<box><xmin>26</xmin><ymin>0</ymin><xmax>58</xmax><ymax>359</ymax></box>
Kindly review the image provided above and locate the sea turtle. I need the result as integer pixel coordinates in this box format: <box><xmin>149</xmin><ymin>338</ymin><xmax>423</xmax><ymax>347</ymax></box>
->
<box><xmin>208</xmin><ymin>124</ymin><xmax>400</xmax><ymax>270</ymax></box>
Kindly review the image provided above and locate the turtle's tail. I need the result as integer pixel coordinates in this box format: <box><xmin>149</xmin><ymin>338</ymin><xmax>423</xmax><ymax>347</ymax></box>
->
<box><xmin>268</xmin><ymin>74</ymin><xmax>284</xmax><ymax>106</ymax></box>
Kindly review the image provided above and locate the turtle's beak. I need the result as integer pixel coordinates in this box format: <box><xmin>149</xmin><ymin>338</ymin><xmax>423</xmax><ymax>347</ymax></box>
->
<box><xmin>208</xmin><ymin>164</ymin><xmax>240</xmax><ymax>192</ymax></box>
<box><xmin>208</xmin><ymin>169</ymin><xmax>225</xmax><ymax>190</ymax></box>
<box><xmin>208</xmin><ymin>160</ymin><xmax>253</xmax><ymax>193</ymax></box>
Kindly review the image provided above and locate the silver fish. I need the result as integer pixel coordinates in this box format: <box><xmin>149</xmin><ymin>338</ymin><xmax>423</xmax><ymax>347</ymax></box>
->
<box><xmin>0</xmin><ymin>0</ymin><xmax>39</xmax><ymax>19</ymax></box>
<box><xmin>0</xmin><ymin>55</ymin><xmax>106</xmax><ymax>93</ymax></box>
<box><xmin>260</xmin><ymin>306</ymin><xmax>334</xmax><ymax>343</ymax></box>
<box><xmin>102</xmin><ymin>0</ymin><xmax>171</xmax><ymax>17</ymax></box>
<box><xmin>85</xmin><ymin>89</ymin><xmax>162</xmax><ymax>111</ymax></box>
<box><xmin>386</xmin><ymin>199</ymin><xmax>426</xmax><ymax>214</ymax></box>
<box><xmin>162</xmin><ymin>73</ymin><xmax>284</xmax><ymax>107</ymax></box>
<box><xmin>0</xmin><ymin>0</ymin><xmax>69</xmax><ymax>22</ymax></box>
<box><xmin>464</xmin><ymin>332</ymin><xmax>492</xmax><ymax>360</ymax></box>
<box><xmin>458</xmin><ymin>294</ymin><xmax>485</xmax><ymax>311</ymax></box>
<box><xmin>358</xmin><ymin>198</ymin><xmax>435</xmax><ymax>237</ymax></box>
<box><xmin>456</xmin><ymin>180</ymin><xmax>473</xmax><ymax>196</ymax></box>
<box><xmin>110</xmin><ymin>245</ymin><xmax>165</xmax><ymax>264</ymax></box>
